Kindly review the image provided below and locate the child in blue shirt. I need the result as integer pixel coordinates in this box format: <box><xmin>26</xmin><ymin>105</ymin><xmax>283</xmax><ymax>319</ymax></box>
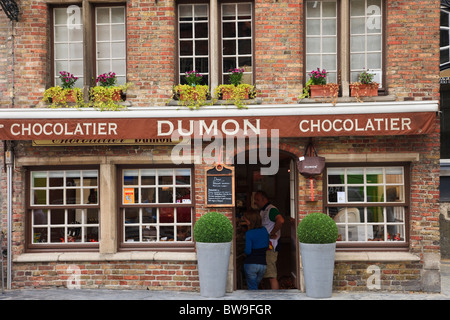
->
<box><xmin>243</xmin><ymin>210</ymin><xmax>269</xmax><ymax>290</ymax></box>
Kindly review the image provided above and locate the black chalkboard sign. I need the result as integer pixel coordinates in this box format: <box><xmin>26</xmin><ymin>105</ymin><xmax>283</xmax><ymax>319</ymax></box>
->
<box><xmin>205</xmin><ymin>165</ymin><xmax>235</xmax><ymax>207</ymax></box>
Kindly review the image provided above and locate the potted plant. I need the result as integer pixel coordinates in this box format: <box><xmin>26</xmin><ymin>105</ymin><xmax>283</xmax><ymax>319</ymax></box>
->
<box><xmin>301</xmin><ymin>68</ymin><xmax>339</xmax><ymax>99</ymax></box>
<box><xmin>193</xmin><ymin>211</ymin><xmax>234</xmax><ymax>298</ymax></box>
<box><xmin>42</xmin><ymin>71</ymin><xmax>83</xmax><ymax>107</ymax></box>
<box><xmin>350</xmin><ymin>69</ymin><xmax>379</xmax><ymax>98</ymax></box>
<box><xmin>214</xmin><ymin>68</ymin><xmax>256</xmax><ymax>109</ymax></box>
<box><xmin>90</xmin><ymin>72</ymin><xmax>130</xmax><ymax>110</ymax></box>
<box><xmin>91</xmin><ymin>72</ymin><xmax>126</xmax><ymax>101</ymax></box>
<box><xmin>297</xmin><ymin>212</ymin><xmax>338</xmax><ymax>298</ymax></box>
<box><xmin>173</xmin><ymin>70</ymin><xmax>210</xmax><ymax>109</ymax></box>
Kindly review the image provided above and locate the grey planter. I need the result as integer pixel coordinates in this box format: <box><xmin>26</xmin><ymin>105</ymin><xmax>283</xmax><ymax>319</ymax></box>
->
<box><xmin>196</xmin><ymin>241</ymin><xmax>232</xmax><ymax>298</ymax></box>
<box><xmin>300</xmin><ymin>242</ymin><xmax>336</xmax><ymax>298</ymax></box>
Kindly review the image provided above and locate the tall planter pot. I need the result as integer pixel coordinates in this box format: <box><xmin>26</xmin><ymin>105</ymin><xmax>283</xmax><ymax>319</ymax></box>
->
<box><xmin>196</xmin><ymin>241</ymin><xmax>232</xmax><ymax>298</ymax></box>
<box><xmin>300</xmin><ymin>242</ymin><xmax>336</xmax><ymax>298</ymax></box>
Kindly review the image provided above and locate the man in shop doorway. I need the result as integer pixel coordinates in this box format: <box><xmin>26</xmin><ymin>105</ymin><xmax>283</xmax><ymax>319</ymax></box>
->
<box><xmin>254</xmin><ymin>190</ymin><xmax>285</xmax><ymax>290</ymax></box>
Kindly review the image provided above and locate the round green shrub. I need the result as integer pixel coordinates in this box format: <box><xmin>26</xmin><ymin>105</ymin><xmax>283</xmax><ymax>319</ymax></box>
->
<box><xmin>193</xmin><ymin>211</ymin><xmax>234</xmax><ymax>243</ymax></box>
<box><xmin>297</xmin><ymin>212</ymin><xmax>338</xmax><ymax>244</ymax></box>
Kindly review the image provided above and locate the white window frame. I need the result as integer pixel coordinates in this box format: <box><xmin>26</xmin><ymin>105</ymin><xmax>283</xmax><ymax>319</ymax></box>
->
<box><xmin>305</xmin><ymin>0</ymin><xmax>385</xmax><ymax>94</ymax></box>
<box><xmin>325</xmin><ymin>166</ymin><xmax>407</xmax><ymax>245</ymax></box>
<box><xmin>29</xmin><ymin>169</ymin><xmax>99</xmax><ymax>245</ymax></box>
<box><xmin>120</xmin><ymin>167</ymin><xmax>194</xmax><ymax>245</ymax></box>
<box><xmin>221</xmin><ymin>2</ymin><xmax>253</xmax><ymax>85</ymax></box>
<box><xmin>53</xmin><ymin>7</ymin><xmax>84</xmax><ymax>87</ymax></box>
<box><xmin>95</xmin><ymin>6</ymin><xmax>127</xmax><ymax>85</ymax></box>
<box><xmin>305</xmin><ymin>0</ymin><xmax>338</xmax><ymax>83</ymax></box>
<box><xmin>178</xmin><ymin>3</ymin><xmax>210</xmax><ymax>85</ymax></box>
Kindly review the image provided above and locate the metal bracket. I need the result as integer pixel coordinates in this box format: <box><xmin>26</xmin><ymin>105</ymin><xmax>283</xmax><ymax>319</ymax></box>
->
<box><xmin>0</xmin><ymin>0</ymin><xmax>19</xmax><ymax>21</ymax></box>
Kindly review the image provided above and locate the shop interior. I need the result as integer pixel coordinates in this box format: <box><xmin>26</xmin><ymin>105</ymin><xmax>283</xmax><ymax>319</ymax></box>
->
<box><xmin>234</xmin><ymin>151</ymin><xmax>299</xmax><ymax>290</ymax></box>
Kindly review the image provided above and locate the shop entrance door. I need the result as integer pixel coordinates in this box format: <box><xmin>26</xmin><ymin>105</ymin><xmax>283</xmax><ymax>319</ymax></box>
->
<box><xmin>234</xmin><ymin>151</ymin><xmax>299</xmax><ymax>290</ymax></box>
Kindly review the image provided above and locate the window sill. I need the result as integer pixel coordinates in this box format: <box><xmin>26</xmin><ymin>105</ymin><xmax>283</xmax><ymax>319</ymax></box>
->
<box><xmin>299</xmin><ymin>95</ymin><xmax>397</xmax><ymax>104</ymax></box>
<box><xmin>167</xmin><ymin>97</ymin><xmax>262</xmax><ymax>107</ymax></box>
<box><xmin>335</xmin><ymin>251</ymin><xmax>420</xmax><ymax>262</ymax></box>
<box><xmin>14</xmin><ymin>251</ymin><xmax>197</xmax><ymax>263</ymax></box>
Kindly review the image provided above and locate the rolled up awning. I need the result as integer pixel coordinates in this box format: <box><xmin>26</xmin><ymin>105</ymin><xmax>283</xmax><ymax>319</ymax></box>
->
<box><xmin>0</xmin><ymin>100</ymin><xmax>438</xmax><ymax>141</ymax></box>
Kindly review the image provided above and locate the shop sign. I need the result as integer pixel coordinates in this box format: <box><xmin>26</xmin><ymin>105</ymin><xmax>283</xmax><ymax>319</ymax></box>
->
<box><xmin>0</xmin><ymin>112</ymin><xmax>435</xmax><ymax>140</ymax></box>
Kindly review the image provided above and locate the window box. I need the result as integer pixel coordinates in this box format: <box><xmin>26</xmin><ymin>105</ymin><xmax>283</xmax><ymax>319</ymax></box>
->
<box><xmin>350</xmin><ymin>83</ymin><xmax>379</xmax><ymax>97</ymax></box>
<box><xmin>310</xmin><ymin>84</ymin><xmax>339</xmax><ymax>98</ymax></box>
<box><xmin>42</xmin><ymin>87</ymin><xmax>83</xmax><ymax>107</ymax></box>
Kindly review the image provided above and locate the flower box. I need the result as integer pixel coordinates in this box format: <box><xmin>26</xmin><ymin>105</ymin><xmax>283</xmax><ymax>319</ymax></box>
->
<box><xmin>90</xmin><ymin>87</ymin><xmax>124</xmax><ymax>102</ymax></box>
<box><xmin>52</xmin><ymin>89</ymin><xmax>78</xmax><ymax>103</ymax></box>
<box><xmin>350</xmin><ymin>84</ymin><xmax>378</xmax><ymax>97</ymax></box>
<box><xmin>310</xmin><ymin>84</ymin><xmax>338</xmax><ymax>98</ymax></box>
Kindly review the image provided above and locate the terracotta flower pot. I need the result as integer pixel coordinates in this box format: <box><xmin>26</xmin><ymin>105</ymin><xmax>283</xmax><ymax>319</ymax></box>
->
<box><xmin>222</xmin><ymin>87</ymin><xmax>249</xmax><ymax>100</ymax></box>
<box><xmin>94</xmin><ymin>89</ymin><xmax>123</xmax><ymax>102</ymax></box>
<box><xmin>310</xmin><ymin>85</ymin><xmax>334</xmax><ymax>98</ymax></box>
<box><xmin>350</xmin><ymin>84</ymin><xmax>378</xmax><ymax>97</ymax></box>
<box><xmin>53</xmin><ymin>89</ymin><xmax>78</xmax><ymax>103</ymax></box>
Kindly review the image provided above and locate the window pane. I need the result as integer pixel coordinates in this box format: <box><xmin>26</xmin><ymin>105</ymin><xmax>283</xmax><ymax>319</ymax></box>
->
<box><xmin>111</xmin><ymin>7</ymin><xmax>125</xmax><ymax>23</ymax></box>
<box><xmin>348</xmin><ymin>186</ymin><xmax>364</xmax><ymax>202</ymax></box>
<box><xmin>223</xmin><ymin>22</ymin><xmax>236</xmax><ymax>38</ymax></box>
<box><xmin>97</xmin><ymin>25</ymin><xmax>110</xmax><ymax>41</ymax></box>
<box><xmin>96</xmin><ymin>7</ymin><xmax>126</xmax><ymax>81</ymax></box>
<box><xmin>160</xmin><ymin>207</ymin><xmax>174</xmax><ymax>223</ymax></box>
<box><xmin>139</xmin><ymin>187</ymin><xmax>155</xmax><ymax>205</ymax></box>
<box><xmin>223</xmin><ymin>40</ymin><xmax>236</xmax><ymax>55</ymax></box>
<box><xmin>177</xmin><ymin>207</ymin><xmax>192</xmax><ymax>223</ymax></box>
<box><xmin>347</xmin><ymin>168</ymin><xmax>364</xmax><ymax>184</ymax></box>
<box><xmin>124</xmin><ymin>170</ymin><xmax>138</xmax><ymax>185</ymax></box>
<box><xmin>195</xmin><ymin>22</ymin><xmax>208</xmax><ymax>38</ymax></box>
<box><xmin>180</xmin><ymin>41</ymin><xmax>193</xmax><ymax>55</ymax></box>
<box><xmin>96</xmin><ymin>7</ymin><xmax>110</xmax><ymax>24</ymax></box>
<box><xmin>238</xmin><ymin>4</ymin><xmax>251</xmax><ymax>19</ymax></box>
<box><xmin>195</xmin><ymin>40</ymin><xmax>208</xmax><ymax>55</ymax></box>
<box><xmin>179</xmin><ymin>23</ymin><xmax>192</xmax><ymax>38</ymax></box>
<box><xmin>177</xmin><ymin>226</ymin><xmax>192</xmax><ymax>241</ymax></box>
<box><xmin>366</xmin><ymin>168</ymin><xmax>383</xmax><ymax>183</ymax></box>
<box><xmin>222</xmin><ymin>4</ymin><xmax>235</xmax><ymax>19</ymax></box>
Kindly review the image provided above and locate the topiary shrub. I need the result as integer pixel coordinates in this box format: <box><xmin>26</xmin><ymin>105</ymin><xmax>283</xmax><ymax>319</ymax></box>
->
<box><xmin>297</xmin><ymin>212</ymin><xmax>338</xmax><ymax>244</ymax></box>
<box><xmin>193</xmin><ymin>211</ymin><xmax>234</xmax><ymax>243</ymax></box>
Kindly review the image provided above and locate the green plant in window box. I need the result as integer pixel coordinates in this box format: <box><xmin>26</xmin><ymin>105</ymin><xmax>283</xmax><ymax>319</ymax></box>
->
<box><xmin>173</xmin><ymin>71</ymin><xmax>211</xmax><ymax>109</ymax></box>
<box><xmin>42</xmin><ymin>71</ymin><xmax>83</xmax><ymax>107</ymax></box>
<box><xmin>214</xmin><ymin>68</ymin><xmax>256</xmax><ymax>109</ymax></box>
<box><xmin>90</xmin><ymin>72</ymin><xmax>130</xmax><ymax>111</ymax></box>
<box><xmin>299</xmin><ymin>68</ymin><xmax>339</xmax><ymax>105</ymax></box>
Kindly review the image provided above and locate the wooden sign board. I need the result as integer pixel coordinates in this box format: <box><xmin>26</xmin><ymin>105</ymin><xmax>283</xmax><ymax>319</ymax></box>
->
<box><xmin>205</xmin><ymin>164</ymin><xmax>235</xmax><ymax>207</ymax></box>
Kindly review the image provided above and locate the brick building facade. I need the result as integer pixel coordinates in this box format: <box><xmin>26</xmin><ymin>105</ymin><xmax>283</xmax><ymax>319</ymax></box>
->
<box><xmin>0</xmin><ymin>0</ymin><xmax>442</xmax><ymax>293</ymax></box>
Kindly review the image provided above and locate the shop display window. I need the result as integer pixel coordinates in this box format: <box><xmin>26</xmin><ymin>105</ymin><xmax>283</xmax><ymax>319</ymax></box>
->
<box><xmin>29</xmin><ymin>169</ymin><xmax>99</xmax><ymax>246</ymax></box>
<box><xmin>325</xmin><ymin>166</ymin><xmax>408</xmax><ymax>246</ymax></box>
<box><xmin>120</xmin><ymin>167</ymin><xmax>193</xmax><ymax>245</ymax></box>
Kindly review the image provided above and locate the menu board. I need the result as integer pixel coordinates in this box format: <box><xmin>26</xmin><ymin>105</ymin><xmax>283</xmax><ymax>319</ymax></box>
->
<box><xmin>205</xmin><ymin>165</ymin><xmax>235</xmax><ymax>207</ymax></box>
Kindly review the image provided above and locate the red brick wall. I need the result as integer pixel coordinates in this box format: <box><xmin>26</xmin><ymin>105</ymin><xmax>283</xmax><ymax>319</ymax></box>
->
<box><xmin>14</xmin><ymin>261</ymin><xmax>199</xmax><ymax>290</ymax></box>
<box><xmin>2</xmin><ymin>0</ymin><xmax>440</xmax><ymax>106</ymax></box>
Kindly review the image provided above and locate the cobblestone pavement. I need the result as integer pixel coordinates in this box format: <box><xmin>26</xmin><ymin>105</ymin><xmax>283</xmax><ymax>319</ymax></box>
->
<box><xmin>1</xmin><ymin>262</ymin><xmax>449</xmax><ymax>301</ymax></box>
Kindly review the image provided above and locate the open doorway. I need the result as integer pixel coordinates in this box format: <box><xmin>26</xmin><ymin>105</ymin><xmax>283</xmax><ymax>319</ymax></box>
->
<box><xmin>234</xmin><ymin>150</ymin><xmax>299</xmax><ymax>290</ymax></box>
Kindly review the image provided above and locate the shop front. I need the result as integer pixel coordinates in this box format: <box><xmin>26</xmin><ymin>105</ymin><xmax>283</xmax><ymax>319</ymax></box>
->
<box><xmin>0</xmin><ymin>100</ymin><xmax>441</xmax><ymax>292</ymax></box>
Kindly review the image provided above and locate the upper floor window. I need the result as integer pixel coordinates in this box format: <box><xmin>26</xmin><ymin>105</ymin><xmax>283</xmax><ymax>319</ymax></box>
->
<box><xmin>305</xmin><ymin>0</ymin><xmax>384</xmax><ymax>90</ymax></box>
<box><xmin>52</xmin><ymin>5</ymin><xmax>127</xmax><ymax>87</ymax></box>
<box><xmin>177</xmin><ymin>2</ymin><xmax>254</xmax><ymax>86</ymax></box>
<box><xmin>53</xmin><ymin>7</ymin><xmax>84</xmax><ymax>87</ymax></box>
<box><xmin>178</xmin><ymin>4</ymin><xmax>210</xmax><ymax>85</ymax></box>
<box><xmin>221</xmin><ymin>3</ymin><xmax>253</xmax><ymax>85</ymax></box>
<box><xmin>441</xmin><ymin>7</ymin><xmax>450</xmax><ymax>70</ymax></box>
<box><xmin>350</xmin><ymin>0</ymin><xmax>383</xmax><ymax>84</ymax></box>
